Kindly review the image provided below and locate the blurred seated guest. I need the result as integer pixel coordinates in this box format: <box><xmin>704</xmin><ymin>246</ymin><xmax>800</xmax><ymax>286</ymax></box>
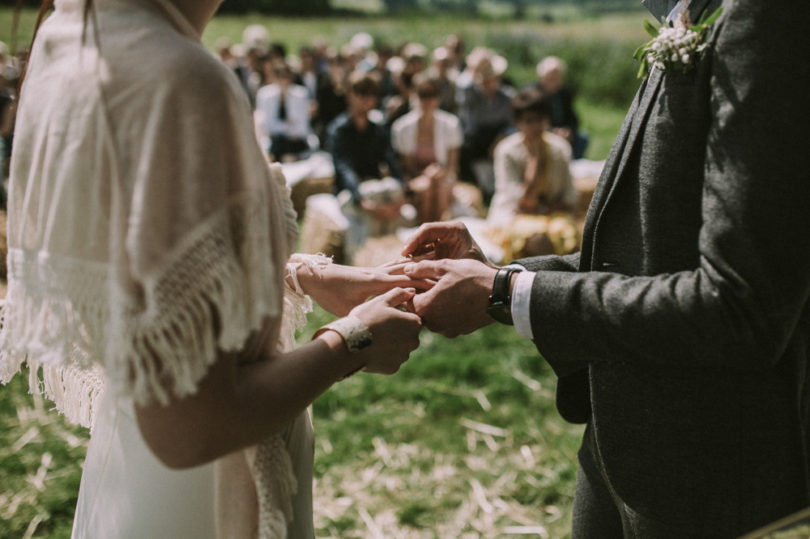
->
<box><xmin>430</xmin><ymin>46</ymin><xmax>458</xmax><ymax>114</ymax></box>
<box><xmin>349</xmin><ymin>32</ymin><xmax>376</xmax><ymax>72</ymax></box>
<box><xmin>401</xmin><ymin>42</ymin><xmax>428</xmax><ymax>79</ymax></box>
<box><xmin>242</xmin><ymin>24</ymin><xmax>269</xmax><ymax>53</ymax></box>
<box><xmin>444</xmin><ymin>34</ymin><xmax>466</xmax><ymax>77</ymax></box>
<box><xmin>370</xmin><ymin>43</ymin><xmax>397</xmax><ymax>99</ymax></box>
<box><xmin>459</xmin><ymin>53</ymin><xmax>515</xmax><ymax>202</ymax></box>
<box><xmin>0</xmin><ymin>58</ymin><xmax>14</xmax><ymax>208</ymax></box>
<box><xmin>454</xmin><ymin>46</ymin><xmax>488</xmax><ymax>110</ymax></box>
<box><xmin>269</xmin><ymin>42</ymin><xmax>287</xmax><ymax>61</ymax></box>
<box><xmin>295</xmin><ymin>46</ymin><xmax>321</xmax><ymax>102</ymax></box>
<box><xmin>242</xmin><ymin>46</ymin><xmax>264</xmax><ymax>103</ymax></box>
<box><xmin>215</xmin><ymin>37</ymin><xmax>252</xmax><ymax>103</ymax></box>
<box><xmin>241</xmin><ymin>24</ymin><xmax>268</xmax><ymax>100</ymax></box>
<box><xmin>392</xmin><ymin>75</ymin><xmax>462</xmax><ymax>223</ymax></box>
<box><xmin>255</xmin><ymin>63</ymin><xmax>313</xmax><ymax>162</ymax></box>
<box><xmin>313</xmin><ymin>51</ymin><xmax>349</xmax><ymax>145</ymax></box>
<box><xmin>383</xmin><ymin>67</ymin><xmax>414</xmax><ymax>130</ymax></box>
<box><xmin>535</xmin><ymin>55</ymin><xmax>588</xmax><ymax>160</ymax></box>
<box><xmin>295</xmin><ymin>46</ymin><xmax>327</xmax><ymax>142</ymax></box>
<box><xmin>325</xmin><ymin>70</ymin><xmax>406</xmax><ymax>261</ymax></box>
<box><xmin>486</xmin><ymin>88</ymin><xmax>578</xmax><ymax>258</ymax></box>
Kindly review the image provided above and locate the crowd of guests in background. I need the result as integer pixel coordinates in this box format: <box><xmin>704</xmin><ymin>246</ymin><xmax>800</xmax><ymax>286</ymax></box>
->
<box><xmin>219</xmin><ymin>26</ymin><xmax>591</xmax><ymax>264</ymax></box>
<box><xmin>0</xmin><ymin>42</ymin><xmax>25</xmax><ymax>209</ymax></box>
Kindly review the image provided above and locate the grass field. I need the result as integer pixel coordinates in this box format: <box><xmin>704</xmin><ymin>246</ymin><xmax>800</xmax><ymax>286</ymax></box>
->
<box><xmin>0</xmin><ymin>5</ymin><xmax>649</xmax><ymax>538</ymax></box>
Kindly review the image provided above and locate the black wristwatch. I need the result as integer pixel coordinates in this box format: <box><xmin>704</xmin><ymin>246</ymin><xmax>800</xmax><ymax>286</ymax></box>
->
<box><xmin>487</xmin><ymin>267</ymin><xmax>521</xmax><ymax>325</ymax></box>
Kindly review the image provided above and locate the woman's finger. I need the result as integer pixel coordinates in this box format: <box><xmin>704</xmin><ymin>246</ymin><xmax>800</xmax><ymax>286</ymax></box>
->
<box><xmin>377</xmin><ymin>287</ymin><xmax>417</xmax><ymax>307</ymax></box>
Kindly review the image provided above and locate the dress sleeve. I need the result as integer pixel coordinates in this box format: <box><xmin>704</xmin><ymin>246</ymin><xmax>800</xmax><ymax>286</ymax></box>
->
<box><xmin>106</xmin><ymin>58</ymin><xmax>289</xmax><ymax>405</ymax></box>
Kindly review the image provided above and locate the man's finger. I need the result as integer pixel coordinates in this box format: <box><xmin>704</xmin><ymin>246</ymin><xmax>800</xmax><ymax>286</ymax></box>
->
<box><xmin>379</xmin><ymin>274</ymin><xmax>435</xmax><ymax>291</ymax></box>
<box><xmin>401</xmin><ymin>223</ymin><xmax>447</xmax><ymax>256</ymax></box>
<box><xmin>403</xmin><ymin>260</ymin><xmax>446</xmax><ymax>280</ymax></box>
<box><xmin>393</xmin><ymin>276</ymin><xmax>436</xmax><ymax>291</ymax></box>
<box><xmin>411</xmin><ymin>290</ymin><xmax>437</xmax><ymax>320</ymax></box>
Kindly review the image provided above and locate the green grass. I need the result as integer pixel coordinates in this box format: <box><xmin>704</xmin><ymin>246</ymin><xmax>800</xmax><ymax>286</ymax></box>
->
<box><xmin>0</xmin><ymin>376</ymin><xmax>86</xmax><ymax>539</ymax></box>
<box><xmin>578</xmin><ymin>99</ymin><xmax>628</xmax><ymax>161</ymax></box>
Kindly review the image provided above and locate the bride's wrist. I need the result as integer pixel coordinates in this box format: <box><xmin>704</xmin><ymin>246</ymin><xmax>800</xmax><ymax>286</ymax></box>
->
<box><xmin>313</xmin><ymin>321</ymin><xmax>368</xmax><ymax>380</ymax></box>
<box><xmin>292</xmin><ymin>262</ymin><xmax>319</xmax><ymax>296</ymax></box>
<box><xmin>286</xmin><ymin>253</ymin><xmax>332</xmax><ymax>296</ymax></box>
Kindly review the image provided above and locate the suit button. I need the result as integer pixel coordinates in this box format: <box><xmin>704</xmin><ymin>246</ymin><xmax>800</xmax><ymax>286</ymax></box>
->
<box><xmin>599</xmin><ymin>261</ymin><xmax>616</xmax><ymax>270</ymax></box>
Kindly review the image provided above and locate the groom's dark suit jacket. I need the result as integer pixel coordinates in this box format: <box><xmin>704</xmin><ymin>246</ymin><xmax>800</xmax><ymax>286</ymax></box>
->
<box><xmin>515</xmin><ymin>0</ymin><xmax>810</xmax><ymax>533</ymax></box>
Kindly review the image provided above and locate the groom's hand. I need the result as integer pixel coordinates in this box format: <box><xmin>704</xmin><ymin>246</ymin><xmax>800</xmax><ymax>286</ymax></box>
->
<box><xmin>404</xmin><ymin>258</ymin><xmax>498</xmax><ymax>337</ymax></box>
<box><xmin>402</xmin><ymin>221</ymin><xmax>495</xmax><ymax>265</ymax></box>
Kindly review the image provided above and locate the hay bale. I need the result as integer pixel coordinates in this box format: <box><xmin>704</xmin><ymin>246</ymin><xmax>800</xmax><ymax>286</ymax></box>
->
<box><xmin>290</xmin><ymin>175</ymin><xmax>334</xmax><ymax>220</ymax></box>
<box><xmin>353</xmin><ymin>235</ymin><xmax>404</xmax><ymax>267</ymax></box>
<box><xmin>298</xmin><ymin>194</ymin><xmax>346</xmax><ymax>264</ymax></box>
<box><xmin>451</xmin><ymin>182</ymin><xmax>486</xmax><ymax>219</ymax></box>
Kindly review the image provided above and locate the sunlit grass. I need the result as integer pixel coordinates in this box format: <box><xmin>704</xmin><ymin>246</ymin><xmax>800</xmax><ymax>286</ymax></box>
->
<box><xmin>0</xmin><ymin>375</ymin><xmax>86</xmax><ymax>539</ymax></box>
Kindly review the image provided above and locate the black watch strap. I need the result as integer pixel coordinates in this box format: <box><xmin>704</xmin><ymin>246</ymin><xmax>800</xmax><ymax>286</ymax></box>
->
<box><xmin>487</xmin><ymin>267</ymin><xmax>521</xmax><ymax>325</ymax></box>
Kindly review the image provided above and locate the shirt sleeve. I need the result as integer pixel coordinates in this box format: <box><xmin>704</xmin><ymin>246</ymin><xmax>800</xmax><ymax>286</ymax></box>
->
<box><xmin>504</xmin><ymin>264</ymin><xmax>536</xmax><ymax>340</ymax></box>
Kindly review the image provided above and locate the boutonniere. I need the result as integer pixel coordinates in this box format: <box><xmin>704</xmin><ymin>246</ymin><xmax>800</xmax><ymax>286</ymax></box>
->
<box><xmin>633</xmin><ymin>5</ymin><xmax>723</xmax><ymax>79</ymax></box>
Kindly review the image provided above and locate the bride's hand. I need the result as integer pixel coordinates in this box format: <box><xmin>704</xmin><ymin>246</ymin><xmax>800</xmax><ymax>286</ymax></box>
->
<box><xmin>296</xmin><ymin>262</ymin><xmax>433</xmax><ymax>317</ymax></box>
<box><xmin>350</xmin><ymin>287</ymin><xmax>422</xmax><ymax>374</ymax></box>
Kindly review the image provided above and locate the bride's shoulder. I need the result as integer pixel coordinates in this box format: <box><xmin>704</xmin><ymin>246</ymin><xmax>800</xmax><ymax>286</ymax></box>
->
<box><xmin>97</xmin><ymin>15</ymin><xmax>237</xmax><ymax>111</ymax></box>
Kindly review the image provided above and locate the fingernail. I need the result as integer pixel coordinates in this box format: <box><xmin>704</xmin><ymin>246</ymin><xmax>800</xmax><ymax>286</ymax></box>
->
<box><xmin>404</xmin><ymin>263</ymin><xmax>414</xmax><ymax>273</ymax></box>
<box><xmin>405</xmin><ymin>287</ymin><xmax>416</xmax><ymax>294</ymax></box>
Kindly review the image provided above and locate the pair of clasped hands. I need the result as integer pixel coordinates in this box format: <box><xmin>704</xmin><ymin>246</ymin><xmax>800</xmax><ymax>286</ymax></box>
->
<box><xmin>300</xmin><ymin>222</ymin><xmax>501</xmax><ymax>376</ymax></box>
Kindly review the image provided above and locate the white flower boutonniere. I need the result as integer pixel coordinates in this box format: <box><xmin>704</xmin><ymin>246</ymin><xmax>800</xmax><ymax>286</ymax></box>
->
<box><xmin>634</xmin><ymin>6</ymin><xmax>723</xmax><ymax>79</ymax></box>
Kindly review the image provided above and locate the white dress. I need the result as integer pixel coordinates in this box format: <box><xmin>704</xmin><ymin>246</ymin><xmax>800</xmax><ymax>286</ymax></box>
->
<box><xmin>71</xmin><ymin>390</ymin><xmax>315</xmax><ymax>538</ymax></box>
<box><xmin>0</xmin><ymin>0</ymin><xmax>319</xmax><ymax>537</ymax></box>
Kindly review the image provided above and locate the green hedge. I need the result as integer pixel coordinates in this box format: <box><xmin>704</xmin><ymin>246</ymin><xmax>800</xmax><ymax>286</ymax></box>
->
<box><xmin>488</xmin><ymin>31</ymin><xmax>640</xmax><ymax>108</ymax></box>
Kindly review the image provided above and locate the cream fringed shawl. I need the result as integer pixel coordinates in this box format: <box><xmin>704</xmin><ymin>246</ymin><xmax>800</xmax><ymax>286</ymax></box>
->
<box><xmin>0</xmin><ymin>0</ymin><xmax>323</xmax><ymax>536</ymax></box>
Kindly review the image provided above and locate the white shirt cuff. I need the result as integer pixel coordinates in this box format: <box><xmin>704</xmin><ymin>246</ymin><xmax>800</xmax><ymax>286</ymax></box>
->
<box><xmin>503</xmin><ymin>265</ymin><xmax>535</xmax><ymax>340</ymax></box>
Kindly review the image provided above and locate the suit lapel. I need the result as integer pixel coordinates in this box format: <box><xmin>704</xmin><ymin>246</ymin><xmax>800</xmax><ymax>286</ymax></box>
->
<box><xmin>581</xmin><ymin>68</ymin><xmax>664</xmax><ymax>269</ymax></box>
<box><xmin>580</xmin><ymin>0</ymin><xmax>719</xmax><ymax>270</ymax></box>
<box><xmin>687</xmin><ymin>0</ymin><xmax>712</xmax><ymax>24</ymax></box>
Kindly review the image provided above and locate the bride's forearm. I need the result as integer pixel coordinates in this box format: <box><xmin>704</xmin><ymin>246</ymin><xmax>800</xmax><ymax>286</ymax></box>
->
<box><xmin>135</xmin><ymin>284</ymin><xmax>420</xmax><ymax>469</ymax></box>
<box><xmin>134</xmin><ymin>332</ymin><xmax>360</xmax><ymax>470</ymax></box>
